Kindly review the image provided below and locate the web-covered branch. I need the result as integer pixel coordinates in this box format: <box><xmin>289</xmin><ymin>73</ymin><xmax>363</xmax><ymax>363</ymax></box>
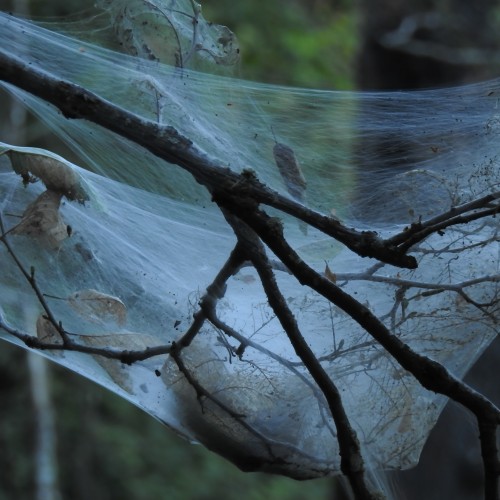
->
<box><xmin>0</xmin><ymin>6</ymin><xmax>499</xmax><ymax>499</ymax></box>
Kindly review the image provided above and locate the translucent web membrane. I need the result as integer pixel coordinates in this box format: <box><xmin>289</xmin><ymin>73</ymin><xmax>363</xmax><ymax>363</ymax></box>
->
<box><xmin>0</xmin><ymin>6</ymin><xmax>499</xmax><ymax>480</ymax></box>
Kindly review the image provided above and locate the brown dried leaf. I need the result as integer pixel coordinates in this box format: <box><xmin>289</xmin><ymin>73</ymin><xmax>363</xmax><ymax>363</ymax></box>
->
<box><xmin>36</xmin><ymin>315</ymin><xmax>62</xmax><ymax>344</ymax></box>
<box><xmin>83</xmin><ymin>333</ymin><xmax>164</xmax><ymax>393</ymax></box>
<box><xmin>324</xmin><ymin>262</ymin><xmax>337</xmax><ymax>283</ymax></box>
<box><xmin>8</xmin><ymin>150</ymin><xmax>88</xmax><ymax>202</ymax></box>
<box><xmin>69</xmin><ymin>289</ymin><xmax>127</xmax><ymax>326</ymax></box>
<box><xmin>11</xmin><ymin>190</ymin><xmax>69</xmax><ymax>248</ymax></box>
<box><xmin>272</xmin><ymin>142</ymin><xmax>307</xmax><ymax>203</ymax></box>
<box><xmin>273</xmin><ymin>141</ymin><xmax>308</xmax><ymax>235</ymax></box>
<box><xmin>36</xmin><ymin>315</ymin><xmax>64</xmax><ymax>357</ymax></box>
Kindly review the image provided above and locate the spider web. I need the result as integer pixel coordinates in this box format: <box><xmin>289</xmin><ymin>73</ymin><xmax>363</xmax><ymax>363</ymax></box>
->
<box><xmin>0</xmin><ymin>3</ymin><xmax>499</xmax><ymax>479</ymax></box>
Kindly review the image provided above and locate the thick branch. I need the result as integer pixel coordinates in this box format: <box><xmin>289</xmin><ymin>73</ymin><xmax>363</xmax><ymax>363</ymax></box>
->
<box><xmin>0</xmin><ymin>48</ymin><xmax>417</xmax><ymax>269</ymax></box>
<box><xmin>227</xmin><ymin>205</ymin><xmax>500</xmax><ymax>498</ymax></box>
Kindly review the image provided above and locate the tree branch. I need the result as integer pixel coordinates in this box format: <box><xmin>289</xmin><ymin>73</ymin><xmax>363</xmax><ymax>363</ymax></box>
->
<box><xmin>222</xmin><ymin>211</ymin><xmax>381</xmax><ymax>499</ymax></box>
<box><xmin>0</xmin><ymin>48</ymin><xmax>418</xmax><ymax>269</ymax></box>
<box><xmin>218</xmin><ymin>197</ymin><xmax>500</xmax><ymax>497</ymax></box>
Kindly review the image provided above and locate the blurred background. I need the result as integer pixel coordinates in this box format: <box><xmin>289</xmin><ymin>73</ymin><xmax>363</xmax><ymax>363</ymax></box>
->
<box><xmin>1</xmin><ymin>0</ymin><xmax>500</xmax><ymax>499</ymax></box>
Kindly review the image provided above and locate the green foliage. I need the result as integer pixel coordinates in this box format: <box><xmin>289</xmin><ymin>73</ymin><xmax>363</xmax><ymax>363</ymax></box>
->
<box><xmin>203</xmin><ymin>0</ymin><xmax>358</xmax><ymax>88</ymax></box>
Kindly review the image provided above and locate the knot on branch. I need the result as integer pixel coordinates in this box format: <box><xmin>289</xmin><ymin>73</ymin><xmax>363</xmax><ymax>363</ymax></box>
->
<box><xmin>212</xmin><ymin>168</ymin><xmax>262</xmax><ymax>210</ymax></box>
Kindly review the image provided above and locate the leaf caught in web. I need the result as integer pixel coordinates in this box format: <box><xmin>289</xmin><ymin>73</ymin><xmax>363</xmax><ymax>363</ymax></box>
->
<box><xmin>98</xmin><ymin>0</ymin><xmax>240</xmax><ymax>72</ymax></box>
<box><xmin>324</xmin><ymin>262</ymin><xmax>336</xmax><ymax>283</ymax></box>
<box><xmin>82</xmin><ymin>333</ymin><xmax>165</xmax><ymax>393</ymax></box>
<box><xmin>68</xmin><ymin>289</ymin><xmax>127</xmax><ymax>327</ymax></box>
<box><xmin>1</xmin><ymin>143</ymin><xmax>89</xmax><ymax>202</ymax></box>
<box><xmin>272</xmin><ymin>141</ymin><xmax>307</xmax><ymax>203</ymax></box>
<box><xmin>36</xmin><ymin>315</ymin><xmax>63</xmax><ymax>347</ymax></box>
<box><xmin>11</xmin><ymin>190</ymin><xmax>69</xmax><ymax>248</ymax></box>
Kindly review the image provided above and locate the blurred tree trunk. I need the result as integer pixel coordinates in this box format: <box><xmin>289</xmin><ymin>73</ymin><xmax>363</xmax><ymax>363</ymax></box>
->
<box><xmin>8</xmin><ymin>3</ymin><xmax>61</xmax><ymax>497</ymax></box>
<box><xmin>357</xmin><ymin>0</ymin><xmax>500</xmax><ymax>89</ymax></box>
<box><xmin>28</xmin><ymin>353</ymin><xmax>61</xmax><ymax>500</ymax></box>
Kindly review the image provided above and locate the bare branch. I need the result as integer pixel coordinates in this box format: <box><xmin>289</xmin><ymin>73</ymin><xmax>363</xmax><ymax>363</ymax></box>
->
<box><xmin>222</xmin><ymin>211</ymin><xmax>381</xmax><ymax>499</ymax></box>
<box><xmin>0</xmin><ymin>49</ymin><xmax>418</xmax><ymax>269</ymax></box>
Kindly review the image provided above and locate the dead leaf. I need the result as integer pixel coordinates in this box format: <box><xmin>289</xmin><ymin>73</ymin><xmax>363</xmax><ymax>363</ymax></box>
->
<box><xmin>36</xmin><ymin>315</ymin><xmax>64</xmax><ymax>356</ymax></box>
<box><xmin>273</xmin><ymin>142</ymin><xmax>307</xmax><ymax>203</ymax></box>
<box><xmin>82</xmin><ymin>333</ymin><xmax>165</xmax><ymax>393</ymax></box>
<box><xmin>11</xmin><ymin>190</ymin><xmax>69</xmax><ymax>248</ymax></box>
<box><xmin>36</xmin><ymin>315</ymin><xmax>62</xmax><ymax>344</ymax></box>
<box><xmin>100</xmin><ymin>0</ymin><xmax>240</xmax><ymax>70</ymax></box>
<box><xmin>324</xmin><ymin>262</ymin><xmax>337</xmax><ymax>283</ymax></box>
<box><xmin>68</xmin><ymin>289</ymin><xmax>127</xmax><ymax>326</ymax></box>
<box><xmin>273</xmin><ymin>141</ymin><xmax>308</xmax><ymax>235</ymax></box>
<box><xmin>8</xmin><ymin>150</ymin><xmax>88</xmax><ymax>202</ymax></box>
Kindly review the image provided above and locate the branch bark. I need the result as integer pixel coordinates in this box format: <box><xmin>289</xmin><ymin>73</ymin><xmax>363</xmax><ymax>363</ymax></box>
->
<box><xmin>0</xmin><ymin>48</ymin><xmax>418</xmax><ymax>269</ymax></box>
